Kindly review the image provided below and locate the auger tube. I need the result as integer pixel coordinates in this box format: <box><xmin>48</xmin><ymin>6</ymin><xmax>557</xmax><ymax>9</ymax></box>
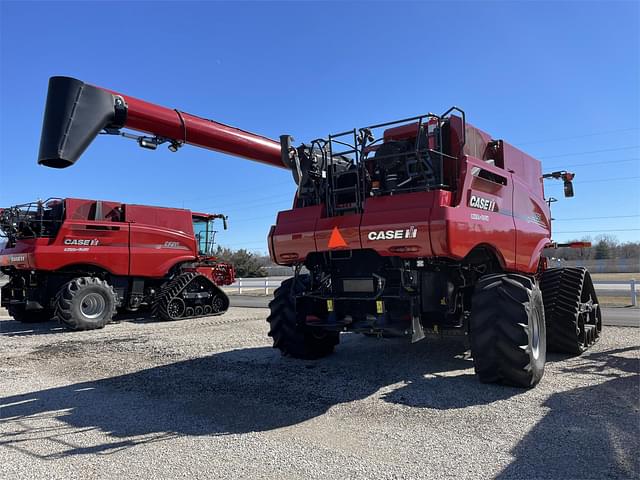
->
<box><xmin>38</xmin><ymin>76</ymin><xmax>284</xmax><ymax>169</ymax></box>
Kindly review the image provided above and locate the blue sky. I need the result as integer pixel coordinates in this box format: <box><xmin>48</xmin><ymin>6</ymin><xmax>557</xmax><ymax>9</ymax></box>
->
<box><xmin>1</xmin><ymin>1</ymin><xmax>638</xmax><ymax>253</ymax></box>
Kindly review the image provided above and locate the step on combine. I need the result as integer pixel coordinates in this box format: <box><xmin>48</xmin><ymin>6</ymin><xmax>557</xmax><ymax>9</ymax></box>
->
<box><xmin>35</xmin><ymin>76</ymin><xmax>601</xmax><ymax>386</ymax></box>
<box><xmin>0</xmin><ymin>197</ymin><xmax>234</xmax><ymax>330</ymax></box>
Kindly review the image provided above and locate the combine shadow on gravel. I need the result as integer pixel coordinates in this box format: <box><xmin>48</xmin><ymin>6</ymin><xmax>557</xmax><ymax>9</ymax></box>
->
<box><xmin>0</xmin><ymin>319</ymin><xmax>69</xmax><ymax>336</ymax></box>
<box><xmin>0</xmin><ymin>313</ymin><xmax>164</xmax><ymax>337</ymax></box>
<box><xmin>0</xmin><ymin>335</ymin><xmax>526</xmax><ymax>458</ymax></box>
<box><xmin>0</xmin><ymin>313</ymin><xmax>159</xmax><ymax>337</ymax></box>
<box><xmin>496</xmin><ymin>345</ymin><xmax>640</xmax><ymax>480</ymax></box>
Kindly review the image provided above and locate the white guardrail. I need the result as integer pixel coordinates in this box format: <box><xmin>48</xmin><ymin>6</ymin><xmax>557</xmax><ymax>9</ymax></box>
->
<box><xmin>224</xmin><ymin>278</ymin><xmax>638</xmax><ymax>307</ymax></box>
<box><xmin>222</xmin><ymin>278</ymin><xmax>285</xmax><ymax>295</ymax></box>
<box><xmin>0</xmin><ymin>278</ymin><xmax>637</xmax><ymax>306</ymax></box>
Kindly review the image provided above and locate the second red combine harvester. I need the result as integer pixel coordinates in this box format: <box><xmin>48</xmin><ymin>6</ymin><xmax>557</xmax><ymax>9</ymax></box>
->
<box><xmin>36</xmin><ymin>76</ymin><xmax>601</xmax><ymax>387</ymax></box>
<box><xmin>1</xmin><ymin>197</ymin><xmax>234</xmax><ymax>329</ymax></box>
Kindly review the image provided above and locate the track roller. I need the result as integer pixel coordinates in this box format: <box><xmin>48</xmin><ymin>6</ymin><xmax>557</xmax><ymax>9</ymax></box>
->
<box><xmin>152</xmin><ymin>272</ymin><xmax>229</xmax><ymax>321</ymax></box>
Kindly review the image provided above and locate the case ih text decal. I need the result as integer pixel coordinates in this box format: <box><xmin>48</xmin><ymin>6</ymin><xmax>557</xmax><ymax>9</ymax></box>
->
<box><xmin>469</xmin><ymin>195</ymin><xmax>496</xmax><ymax>212</ymax></box>
<box><xmin>368</xmin><ymin>226</ymin><xmax>418</xmax><ymax>241</ymax></box>
<box><xmin>64</xmin><ymin>238</ymin><xmax>100</xmax><ymax>246</ymax></box>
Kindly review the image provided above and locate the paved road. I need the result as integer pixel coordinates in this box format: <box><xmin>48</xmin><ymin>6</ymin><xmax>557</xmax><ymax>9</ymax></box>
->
<box><xmin>603</xmin><ymin>307</ymin><xmax>640</xmax><ymax>327</ymax></box>
<box><xmin>229</xmin><ymin>295</ymin><xmax>639</xmax><ymax>327</ymax></box>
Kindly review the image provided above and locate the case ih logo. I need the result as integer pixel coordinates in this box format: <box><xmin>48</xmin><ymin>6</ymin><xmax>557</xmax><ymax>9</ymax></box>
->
<box><xmin>64</xmin><ymin>238</ymin><xmax>100</xmax><ymax>246</ymax></box>
<box><xmin>368</xmin><ymin>226</ymin><xmax>418</xmax><ymax>241</ymax></box>
<box><xmin>9</xmin><ymin>255</ymin><xmax>26</xmax><ymax>262</ymax></box>
<box><xmin>469</xmin><ymin>195</ymin><xmax>496</xmax><ymax>212</ymax></box>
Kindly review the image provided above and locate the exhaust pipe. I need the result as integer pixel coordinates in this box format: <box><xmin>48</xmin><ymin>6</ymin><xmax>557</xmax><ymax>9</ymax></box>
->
<box><xmin>38</xmin><ymin>76</ymin><xmax>126</xmax><ymax>168</ymax></box>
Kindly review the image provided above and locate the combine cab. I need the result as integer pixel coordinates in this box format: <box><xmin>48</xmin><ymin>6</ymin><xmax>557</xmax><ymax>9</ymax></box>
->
<box><xmin>34</xmin><ymin>76</ymin><xmax>602</xmax><ymax>387</ymax></box>
<box><xmin>0</xmin><ymin>197</ymin><xmax>233</xmax><ymax>330</ymax></box>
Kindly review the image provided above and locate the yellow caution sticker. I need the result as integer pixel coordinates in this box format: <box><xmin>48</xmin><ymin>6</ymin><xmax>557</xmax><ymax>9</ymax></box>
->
<box><xmin>376</xmin><ymin>300</ymin><xmax>384</xmax><ymax>314</ymax></box>
<box><xmin>326</xmin><ymin>299</ymin><xmax>334</xmax><ymax>312</ymax></box>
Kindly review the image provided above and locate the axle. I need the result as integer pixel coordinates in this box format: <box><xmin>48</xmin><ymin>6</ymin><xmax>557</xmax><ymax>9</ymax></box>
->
<box><xmin>38</xmin><ymin>76</ymin><xmax>284</xmax><ymax>169</ymax></box>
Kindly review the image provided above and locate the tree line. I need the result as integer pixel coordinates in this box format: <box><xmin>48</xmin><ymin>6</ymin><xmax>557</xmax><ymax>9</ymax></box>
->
<box><xmin>214</xmin><ymin>246</ymin><xmax>269</xmax><ymax>277</ymax></box>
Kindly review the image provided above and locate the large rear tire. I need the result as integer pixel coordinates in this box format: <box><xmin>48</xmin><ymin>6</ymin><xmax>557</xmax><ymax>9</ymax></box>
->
<box><xmin>470</xmin><ymin>274</ymin><xmax>546</xmax><ymax>388</ymax></box>
<box><xmin>7</xmin><ymin>305</ymin><xmax>52</xmax><ymax>324</ymax></box>
<box><xmin>54</xmin><ymin>277</ymin><xmax>118</xmax><ymax>330</ymax></box>
<box><xmin>539</xmin><ymin>267</ymin><xmax>602</xmax><ymax>354</ymax></box>
<box><xmin>267</xmin><ymin>276</ymin><xmax>339</xmax><ymax>359</ymax></box>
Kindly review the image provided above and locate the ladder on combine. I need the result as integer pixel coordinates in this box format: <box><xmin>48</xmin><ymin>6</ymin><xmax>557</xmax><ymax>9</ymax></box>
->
<box><xmin>326</xmin><ymin>129</ymin><xmax>364</xmax><ymax>217</ymax></box>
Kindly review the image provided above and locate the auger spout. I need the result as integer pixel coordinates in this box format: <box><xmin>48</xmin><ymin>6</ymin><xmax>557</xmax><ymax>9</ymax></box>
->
<box><xmin>38</xmin><ymin>76</ymin><xmax>284</xmax><ymax>169</ymax></box>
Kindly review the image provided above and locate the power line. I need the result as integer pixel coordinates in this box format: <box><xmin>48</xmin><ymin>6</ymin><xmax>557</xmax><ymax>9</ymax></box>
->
<box><xmin>555</xmin><ymin>215</ymin><xmax>640</xmax><ymax>221</ymax></box>
<box><xmin>546</xmin><ymin>175</ymin><xmax>640</xmax><ymax>185</ymax></box>
<box><xmin>544</xmin><ymin>157</ymin><xmax>640</xmax><ymax>169</ymax></box>
<box><xmin>539</xmin><ymin>145</ymin><xmax>639</xmax><ymax>159</ymax></box>
<box><xmin>554</xmin><ymin>229</ymin><xmax>640</xmax><ymax>233</ymax></box>
<box><xmin>515</xmin><ymin>127</ymin><xmax>640</xmax><ymax>146</ymax></box>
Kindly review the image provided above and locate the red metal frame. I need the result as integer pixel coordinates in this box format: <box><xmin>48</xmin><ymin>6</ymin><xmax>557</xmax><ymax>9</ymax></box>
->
<box><xmin>104</xmin><ymin>87</ymin><xmax>284</xmax><ymax>169</ymax></box>
<box><xmin>0</xmin><ymin>198</ymin><xmax>235</xmax><ymax>285</ymax></box>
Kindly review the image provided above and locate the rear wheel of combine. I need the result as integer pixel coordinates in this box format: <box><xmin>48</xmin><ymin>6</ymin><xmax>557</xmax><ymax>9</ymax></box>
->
<box><xmin>540</xmin><ymin>267</ymin><xmax>602</xmax><ymax>354</ymax></box>
<box><xmin>7</xmin><ymin>305</ymin><xmax>52</xmax><ymax>324</ymax></box>
<box><xmin>54</xmin><ymin>277</ymin><xmax>118</xmax><ymax>331</ymax></box>
<box><xmin>470</xmin><ymin>274</ymin><xmax>546</xmax><ymax>388</ymax></box>
<box><xmin>267</xmin><ymin>276</ymin><xmax>339</xmax><ymax>360</ymax></box>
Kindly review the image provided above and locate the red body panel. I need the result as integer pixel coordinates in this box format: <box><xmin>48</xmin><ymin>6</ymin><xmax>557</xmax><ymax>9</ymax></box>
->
<box><xmin>0</xmin><ymin>198</ymin><xmax>235</xmax><ymax>285</ymax></box>
<box><xmin>126</xmin><ymin>204</ymin><xmax>197</xmax><ymax>277</ymax></box>
<box><xmin>269</xmin><ymin>121</ymin><xmax>550</xmax><ymax>275</ymax></box>
<box><xmin>360</xmin><ymin>193</ymin><xmax>435</xmax><ymax>257</ymax></box>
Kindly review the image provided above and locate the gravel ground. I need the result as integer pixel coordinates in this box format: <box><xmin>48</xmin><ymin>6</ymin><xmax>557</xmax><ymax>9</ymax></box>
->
<box><xmin>0</xmin><ymin>310</ymin><xmax>638</xmax><ymax>480</ymax></box>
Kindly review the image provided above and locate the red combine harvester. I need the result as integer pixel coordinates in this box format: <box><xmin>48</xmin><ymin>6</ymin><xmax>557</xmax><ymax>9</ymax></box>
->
<box><xmin>36</xmin><ymin>76</ymin><xmax>601</xmax><ymax>387</ymax></box>
<box><xmin>0</xmin><ymin>197</ymin><xmax>234</xmax><ymax>330</ymax></box>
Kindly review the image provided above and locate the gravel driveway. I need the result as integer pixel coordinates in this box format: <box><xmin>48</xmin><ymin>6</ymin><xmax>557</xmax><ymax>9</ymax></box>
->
<box><xmin>1</xmin><ymin>309</ymin><xmax>638</xmax><ymax>479</ymax></box>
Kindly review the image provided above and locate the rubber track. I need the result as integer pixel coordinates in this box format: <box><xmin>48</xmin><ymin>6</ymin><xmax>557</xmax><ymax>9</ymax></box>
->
<box><xmin>539</xmin><ymin>267</ymin><xmax>600</xmax><ymax>354</ymax></box>
<box><xmin>152</xmin><ymin>272</ymin><xmax>227</xmax><ymax>321</ymax></box>
<box><xmin>267</xmin><ymin>276</ymin><xmax>338</xmax><ymax>359</ymax></box>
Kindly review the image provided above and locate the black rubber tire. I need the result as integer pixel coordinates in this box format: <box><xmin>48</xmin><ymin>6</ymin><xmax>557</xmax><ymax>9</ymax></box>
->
<box><xmin>7</xmin><ymin>305</ymin><xmax>52</xmax><ymax>324</ymax></box>
<box><xmin>470</xmin><ymin>273</ymin><xmax>546</xmax><ymax>388</ymax></box>
<box><xmin>267</xmin><ymin>276</ymin><xmax>339</xmax><ymax>359</ymax></box>
<box><xmin>54</xmin><ymin>277</ymin><xmax>118</xmax><ymax>331</ymax></box>
<box><xmin>539</xmin><ymin>267</ymin><xmax>602</xmax><ymax>354</ymax></box>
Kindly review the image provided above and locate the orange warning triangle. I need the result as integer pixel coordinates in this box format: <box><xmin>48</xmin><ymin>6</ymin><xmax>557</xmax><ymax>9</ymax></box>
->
<box><xmin>328</xmin><ymin>226</ymin><xmax>348</xmax><ymax>249</ymax></box>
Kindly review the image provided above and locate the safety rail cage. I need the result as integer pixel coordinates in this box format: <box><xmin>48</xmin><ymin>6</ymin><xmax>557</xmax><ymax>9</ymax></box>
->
<box><xmin>0</xmin><ymin>198</ymin><xmax>65</xmax><ymax>246</ymax></box>
<box><xmin>316</xmin><ymin>107</ymin><xmax>465</xmax><ymax>217</ymax></box>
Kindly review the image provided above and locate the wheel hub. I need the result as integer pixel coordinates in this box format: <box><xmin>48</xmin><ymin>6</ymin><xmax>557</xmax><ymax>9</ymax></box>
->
<box><xmin>531</xmin><ymin>308</ymin><xmax>541</xmax><ymax>361</ymax></box>
<box><xmin>80</xmin><ymin>293</ymin><xmax>106</xmax><ymax>319</ymax></box>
